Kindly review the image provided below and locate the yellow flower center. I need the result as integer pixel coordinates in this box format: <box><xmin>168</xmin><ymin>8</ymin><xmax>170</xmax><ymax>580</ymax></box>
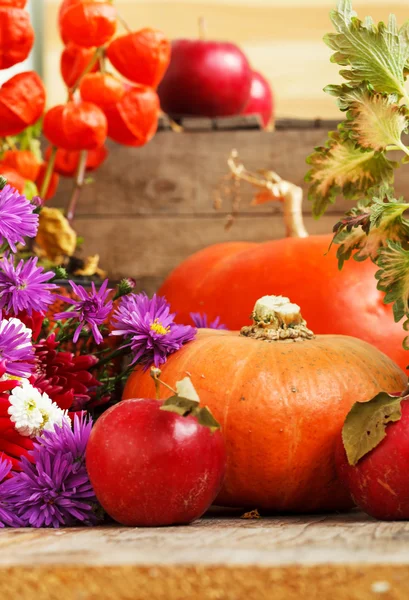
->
<box><xmin>150</xmin><ymin>319</ymin><xmax>170</xmax><ymax>336</ymax></box>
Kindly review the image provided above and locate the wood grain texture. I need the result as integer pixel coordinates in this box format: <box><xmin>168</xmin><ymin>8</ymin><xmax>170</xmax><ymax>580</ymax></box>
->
<box><xmin>72</xmin><ymin>214</ymin><xmax>335</xmax><ymax>287</ymax></box>
<box><xmin>43</xmin><ymin>0</ymin><xmax>409</xmax><ymax>119</ymax></box>
<box><xmin>48</xmin><ymin>127</ymin><xmax>409</xmax><ymax>289</ymax></box>
<box><xmin>1</xmin><ymin>513</ymin><xmax>409</xmax><ymax>599</ymax></box>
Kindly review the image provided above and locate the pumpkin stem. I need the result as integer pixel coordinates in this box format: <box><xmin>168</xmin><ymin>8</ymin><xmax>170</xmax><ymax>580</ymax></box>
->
<box><xmin>240</xmin><ymin>295</ymin><xmax>315</xmax><ymax>341</ymax></box>
<box><xmin>215</xmin><ymin>150</ymin><xmax>309</xmax><ymax>238</ymax></box>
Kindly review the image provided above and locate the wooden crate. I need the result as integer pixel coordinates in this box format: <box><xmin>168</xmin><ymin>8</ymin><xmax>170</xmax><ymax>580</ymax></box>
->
<box><xmin>49</xmin><ymin>118</ymin><xmax>409</xmax><ymax>293</ymax></box>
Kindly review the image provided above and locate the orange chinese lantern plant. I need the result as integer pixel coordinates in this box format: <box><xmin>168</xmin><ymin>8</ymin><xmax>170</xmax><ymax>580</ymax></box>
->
<box><xmin>60</xmin><ymin>43</ymin><xmax>98</xmax><ymax>88</ymax></box>
<box><xmin>0</xmin><ymin>166</ymin><xmax>25</xmax><ymax>193</ymax></box>
<box><xmin>43</xmin><ymin>100</ymin><xmax>107</xmax><ymax>151</ymax></box>
<box><xmin>124</xmin><ymin>296</ymin><xmax>406</xmax><ymax>512</ymax></box>
<box><xmin>45</xmin><ymin>146</ymin><xmax>108</xmax><ymax>177</ymax></box>
<box><xmin>0</xmin><ymin>150</ymin><xmax>41</xmax><ymax>181</ymax></box>
<box><xmin>0</xmin><ymin>71</ymin><xmax>46</xmax><ymax>136</ymax></box>
<box><xmin>159</xmin><ymin>156</ymin><xmax>409</xmax><ymax>372</ymax></box>
<box><xmin>0</xmin><ymin>6</ymin><xmax>34</xmax><ymax>69</ymax></box>
<box><xmin>79</xmin><ymin>72</ymin><xmax>125</xmax><ymax>108</ymax></box>
<box><xmin>59</xmin><ymin>0</ymin><xmax>117</xmax><ymax>48</ymax></box>
<box><xmin>105</xmin><ymin>85</ymin><xmax>159</xmax><ymax>146</ymax></box>
<box><xmin>106</xmin><ymin>28</ymin><xmax>171</xmax><ymax>88</ymax></box>
<box><xmin>0</xmin><ymin>0</ymin><xmax>27</xmax><ymax>6</ymax></box>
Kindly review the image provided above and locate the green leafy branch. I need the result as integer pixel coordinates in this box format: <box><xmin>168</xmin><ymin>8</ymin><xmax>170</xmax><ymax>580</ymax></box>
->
<box><xmin>307</xmin><ymin>0</ymin><xmax>409</xmax><ymax>348</ymax></box>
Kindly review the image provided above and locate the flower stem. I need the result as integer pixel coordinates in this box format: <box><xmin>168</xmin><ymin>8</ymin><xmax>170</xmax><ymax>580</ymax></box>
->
<box><xmin>40</xmin><ymin>146</ymin><xmax>57</xmax><ymax>199</ymax></box>
<box><xmin>69</xmin><ymin>47</ymin><xmax>104</xmax><ymax>97</ymax></box>
<box><xmin>117</xmin><ymin>12</ymin><xmax>132</xmax><ymax>33</ymax></box>
<box><xmin>96</xmin><ymin>346</ymin><xmax>128</xmax><ymax>368</ymax></box>
<box><xmin>66</xmin><ymin>150</ymin><xmax>87</xmax><ymax>222</ymax></box>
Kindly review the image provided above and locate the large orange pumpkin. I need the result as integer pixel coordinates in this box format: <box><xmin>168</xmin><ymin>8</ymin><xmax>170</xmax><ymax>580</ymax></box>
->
<box><xmin>159</xmin><ymin>161</ymin><xmax>409</xmax><ymax>372</ymax></box>
<box><xmin>124</xmin><ymin>296</ymin><xmax>406</xmax><ymax>512</ymax></box>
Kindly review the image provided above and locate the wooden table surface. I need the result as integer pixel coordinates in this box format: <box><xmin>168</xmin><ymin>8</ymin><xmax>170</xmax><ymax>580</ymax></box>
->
<box><xmin>2</xmin><ymin>510</ymin><xmax>409</xmax><ymax>599</ymax></box>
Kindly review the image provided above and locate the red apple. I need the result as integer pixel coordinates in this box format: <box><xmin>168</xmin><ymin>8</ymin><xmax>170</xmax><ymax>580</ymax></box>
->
<box><xmin>242</xmin><ymin>70</ymin><xmax>274</xmax><ymax>128</ymax></box>
<box><xmin>86</xmin><ymin>397</ymin><xmax>226</xmax><ymax>526</ymax></box>
<box><xmin>158</xmin><ymin>39</ymin><xmax>252</xmax><ymax>118</ymax></box>
<box><xmin>335</xmin><ymin>394</ymin><xmax>409</xmax><ymax>520</ymax></box>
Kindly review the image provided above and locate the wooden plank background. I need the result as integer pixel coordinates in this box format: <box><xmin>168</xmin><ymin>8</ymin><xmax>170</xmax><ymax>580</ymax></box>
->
<box><xmin>43</xmin><ymin>0</ymin><xmax>409</xmax><ymax>120</ymax></box>
<box><xmin>49</xmin><ymin>125</ymin><xmax>409</xmax><ymax>291</ymax></box>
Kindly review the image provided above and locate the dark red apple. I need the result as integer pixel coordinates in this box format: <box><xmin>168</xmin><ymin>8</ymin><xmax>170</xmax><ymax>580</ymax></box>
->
<box><xmin>86</xmin><ymin>398</ymin><xmax>226</xmax><ymax>526</ymax></box>
<box><xmin>242</xmin><ymin>70</ymin><xmax>274</xmax><ymax>128</ymax></box>
<box><xmin>335</xmin><ymin>395</ymin><xmax>409</xmax><ymax>520</ymax></box>
<box><xmin>158</xmin><ymin>39</ymin><xmax>252</xmax><ymax>118</ymax></box>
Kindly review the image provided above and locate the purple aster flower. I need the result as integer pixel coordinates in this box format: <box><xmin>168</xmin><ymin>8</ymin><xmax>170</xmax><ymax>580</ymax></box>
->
<box><xmin>111</xmin><ymin>293</ymin><xmax>196</xmax><ymax>368</ymax></box>
<box><xmin>0</xmin><ymin>314</ymin><xmax>35</xmax><ymax>377</ymax></box>
<box><xmin>190</xmin><ymin>312</ymin><xmax>228</xmax><ymax>330</ymax></box>
<box><xmin>54</xmin><ymin>279</ymin><xmax>113</xmax><ymax>345</ymax></box>
<box><xmin>0</xmin><ymin>256</ymin><xmax>57</xmax><ymax>316</ymax></box>
<box><xmin>39</xmin><ymin>413</ymin><xmax>92</xmax><ymax>461</ymax></box>
<box><xmin>0</xmin><ymin>184</ymin><xmax>39</xmax><ymax>252</ymax></box>
<box><xmin>4</xmin><ymin>416</ymin><xmax>99</xmax><ymax>528</ymax></box>
<box><xmin>0</xmin><ymin>456</ymin><xmax>24</xmax><ymax>527</ymax></box>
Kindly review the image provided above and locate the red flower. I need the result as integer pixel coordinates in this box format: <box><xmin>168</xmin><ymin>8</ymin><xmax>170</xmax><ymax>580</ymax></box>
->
<box><xmin>0</xmin><ymin>361</ymin><xmax>33</xmax><ymax>472</ymax></box>
<box><xmin>15</xmin><ymin>310</ymin><xmax>44</xmax><ymax>341</ymax></box>
<box><xmin>33</xmin><ymin>334</ymin><xmax>99</xmax><ymax>411</ymax></box>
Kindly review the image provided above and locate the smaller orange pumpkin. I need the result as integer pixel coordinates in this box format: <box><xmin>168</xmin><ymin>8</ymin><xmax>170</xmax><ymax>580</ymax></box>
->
<box><xmin>124</xmin><ymin>295</ymin><xmax>406</xmax><ymax>513</ymax></box>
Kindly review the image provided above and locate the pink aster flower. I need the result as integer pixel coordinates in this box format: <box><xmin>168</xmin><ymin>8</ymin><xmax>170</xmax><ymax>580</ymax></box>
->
<box><xmin>0</xmin><ymin>184</ymin><xmax>39</xmax><ymax>252</ymax></box>
<box><xmin>111</xmin><ymin>293</ymin><xmax>196</xmax><ymax>368</ymax></box>
<box><xmin>190</xmin><ymin>312</ymin><xmax>227</xmax><ymax>330</ymax></box>
<box><xmin>54</xmin><ymin>279</ymin><xmax>113</xmax><ymax>345</ymax></box>
<box><xmin>0</xmin><ymin>315</ymin><xmax>34</xmax><ymax>378</ymax></box>
<box><xmin>0</xmin><ymin>256</ymin><xmax>57</xmax><ymax>316</ymax></box>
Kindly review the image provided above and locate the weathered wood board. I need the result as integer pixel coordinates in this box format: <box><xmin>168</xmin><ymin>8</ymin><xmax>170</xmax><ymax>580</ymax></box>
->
<box><xmin>49</xmin><ymin>124</ymin><xmax>409</xmax><ymax>290</ymax></box>
<box><xmin>1</xmin><ymin>512</ymin><xmax>409</xmax><ymax>599</ymax></box>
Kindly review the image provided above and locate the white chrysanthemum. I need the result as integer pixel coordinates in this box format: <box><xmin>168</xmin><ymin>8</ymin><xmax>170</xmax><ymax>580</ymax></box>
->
<box><xmin>8</xmin><ymin>380</ymin><xmax>69</xmax><ymax>438</ymax></box>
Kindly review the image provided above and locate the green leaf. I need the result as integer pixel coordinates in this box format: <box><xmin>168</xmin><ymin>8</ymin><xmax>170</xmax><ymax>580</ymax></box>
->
<box><xmin>342</xmin><ymin>391</ymin><xmax>403</xmax><ymax>465</ymax></box>
<box><xmin>324</xmin><ymin>1</ymin><xmax>409</xmax><ymax>97</ymax></box>
<box><xmin>161</xmin><ymin>395</ymin><xmax>220</xmax><ymax>433</ymax></box>
<box><xmin>161</xmin><ymin>395</ymin><xmax>199</xmax><ymax>416</ymax></box>
<box><xmin>160</xmin><ymin>376</ymin><xmax>221</xmax><ymax>432</ymax></box>
<box><xmin>376</xmin><ymin>240</ymin><xmax>409</xmax><ymax>323</ymax></box>
<box><xmin>326</xmin><ymin>84</ymin><xmax>408</xmax><ymax>151</ymax></box>
<box><xmin>306</xmin><ymin>131</ymin><xmax>396</xmax><ymax>217</ymax></box>
<box><xmin>334</xmin><ymin>191</ymin><xmax>409</xmax><ymax>267</ymax></box>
